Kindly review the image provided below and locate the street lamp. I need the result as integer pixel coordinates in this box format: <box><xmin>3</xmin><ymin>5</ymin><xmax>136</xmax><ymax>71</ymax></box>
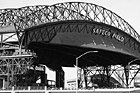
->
<box><xmin>128</xmin><ymin>59</ymin><xmax>140</xmax><ymax>67</ymax></box>
<box><xmin>76</xmin><ymin>50</ymin><xmax>98</xmax><ymax>93</ymax></box>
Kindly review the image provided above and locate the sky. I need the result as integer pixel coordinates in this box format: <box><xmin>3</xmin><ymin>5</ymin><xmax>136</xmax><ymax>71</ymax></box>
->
<box><xmin>0</xmin><ymin>0</ymin><xmax>140</xmax><ymax>34</ymax></box>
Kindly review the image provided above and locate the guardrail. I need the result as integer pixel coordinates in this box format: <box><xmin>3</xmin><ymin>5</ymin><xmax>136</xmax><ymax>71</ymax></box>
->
<box><xmin>0</xmin><ymin>86</ymin><xmax>140</xmax><ymax>93</ymax></box>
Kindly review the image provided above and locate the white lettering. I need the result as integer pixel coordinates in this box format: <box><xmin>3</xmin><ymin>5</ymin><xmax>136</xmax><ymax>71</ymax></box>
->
<box><xmin>112</xmin><ymin>33</ymin><xmax>124</xmax><ymax>42</ymax></box>
<box><xmin>92</xmin><ymin>27</ymin><xmax>110</xmax><ymax>37</ymax></box>
<box><xmin>93</xmin><ymin>27</ymin><xmax>124</xmax><ymax>42</ymax></box>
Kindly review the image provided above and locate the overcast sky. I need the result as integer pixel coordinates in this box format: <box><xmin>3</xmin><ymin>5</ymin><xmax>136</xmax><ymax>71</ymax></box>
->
<box><xmin>0</xmin><ymin>0</ymin><xmax>140</xmax><ymax>34</ymax></box>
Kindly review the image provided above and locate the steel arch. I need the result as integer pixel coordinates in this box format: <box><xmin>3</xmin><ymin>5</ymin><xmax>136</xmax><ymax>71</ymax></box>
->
<box><xmin>0</xmin><ymin>2</ymin><xmax>140</xmax><ymax>45</ymax></box>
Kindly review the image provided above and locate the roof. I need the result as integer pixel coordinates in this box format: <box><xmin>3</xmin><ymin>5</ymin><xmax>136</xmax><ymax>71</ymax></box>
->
<box><xmin>28</xmin><ymin>42</ymin><xmax>137</xmax><ymax>70</ymax></box>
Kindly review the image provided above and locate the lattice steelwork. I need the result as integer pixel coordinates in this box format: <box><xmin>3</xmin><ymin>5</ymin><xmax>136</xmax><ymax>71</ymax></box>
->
<box><xmin>0</xmin><ymin>52</ymin><xmax>35</xmax><ymax>87</ymax></box>
<box><xmin>0</xmin><ymin>2</ymin><xmax>140</xmax><ymax>44</ymax></box>
<box><xmin>78</xmin><ymin>65</ymin><xmax>140</xmax><ymax>88</ymax></box>
<box><xmin>0</xmin><ymin>56</ymin><xmax>33</xmax><ymax>75</ymax></box>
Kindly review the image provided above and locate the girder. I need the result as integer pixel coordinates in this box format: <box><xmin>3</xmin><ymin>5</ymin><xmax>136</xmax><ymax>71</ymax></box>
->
<box><xmin>77</xmin><ymin>65</ymin><xmax>140</xmax><ymax>88</ymax></box>
<box><xmin>0</xmin><ymin>2</ymin><xmax>140</xmax><ymax>45</ymax></box>
<box><xmin>0</xmin><ymin>55</ymin><xmax>33</xmax><ymax>75</ymax></box>
<box><xmin>0</xmin><ymin>49</ymin><xmax>35</xmax><ymax>87</ymax></box>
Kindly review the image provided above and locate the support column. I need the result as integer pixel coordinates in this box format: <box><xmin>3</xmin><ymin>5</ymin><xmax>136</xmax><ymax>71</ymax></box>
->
<box><xmin>124</xmin><ymin>65</ymin><xmax>129</xmax><ymax>87</ymax></box>
<box><xmin>0</xmin><ymin>34</ymin><xmax>3</xmax><ymax>48</ymax></box>
<box><xmin>78</xmin><ymin>68</ymin><xmax>83</xmax><ymax>88</ymax></box>
<box><xmin>100</xmin><ymin>66</ymin><xmax>106</xmax><ymax>87</ymax></box>
<box><xmin>56</xmin><ymin>67</ymin><xmax>64</xmax><ymax>88</ymax></box>
<box><xmin>83</xmin><ymin>68</ymin><xmax>88</xmax><ymax>88</ymax></box>
<box><xmin>2</xmin><ymin>78</ymin><xmax>5</xmax><ymax>89</ymax></box>
<box><xmin>106</xmin><ymin>66</ymin><xmax>111</xmax><ymax>88</ymax></box>
<box><xmin>7</xmin><ymin>60</ymin><xmax>10</xmax><ymax>88</ymax></box>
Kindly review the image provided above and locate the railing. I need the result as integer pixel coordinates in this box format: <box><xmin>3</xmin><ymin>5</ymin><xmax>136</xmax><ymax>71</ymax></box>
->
<box><xmin>1</xmin><ymin>86</ymin><xmax>140</xmax><ymax>92</ymax></box>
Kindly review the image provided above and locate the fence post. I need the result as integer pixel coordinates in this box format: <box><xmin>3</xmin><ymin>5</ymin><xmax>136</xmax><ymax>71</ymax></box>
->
<box><xmin>12</xmin><ymin>86</ymin><xmax>15</xmax><ymax>93</ymax></box>
<box><xmin>28</xmin><ymin>86</ymin><xmax>31</xmax><ymax>90</ymax></box>
<box><xmin>45</xmin><ymin>86</ymin><xmax>48</xmax><ymax>93</ymax></box>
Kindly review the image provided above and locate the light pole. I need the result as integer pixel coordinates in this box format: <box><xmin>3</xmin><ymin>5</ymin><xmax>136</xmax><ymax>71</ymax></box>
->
<box><xmin>76</xmin><ymin>50</ymin><xmax>98</xmax><ymax>93</ymax></box>
<box><xmin>127</xmin><ymin>59</ymin><xmax>140</xmax><ymax>93</ymax></box>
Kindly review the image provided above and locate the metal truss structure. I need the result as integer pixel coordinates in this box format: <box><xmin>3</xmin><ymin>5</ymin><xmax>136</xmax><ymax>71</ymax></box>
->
<box><xmin>0</xmin><ymin>56</ymin><xmax>33</xmax><ymax>75</ymax></box>
<box><xmin>0</xmin><ymin>49</ymin><xmax>35</xmax><ymax>87</ymax></box>
<box><xmin>78</xmin><ymin>65</ymin><xmax>140</xmax><ymax>88</ymax></box>
<box><xmin>0</xmin><ymin>2</ymin><xmax>140</xmax><ymax>88</ymax></box>
<box><xmin>0</xmin><ymin>2</ymin><xmax>140</xmax><ymax>45</ymax></box>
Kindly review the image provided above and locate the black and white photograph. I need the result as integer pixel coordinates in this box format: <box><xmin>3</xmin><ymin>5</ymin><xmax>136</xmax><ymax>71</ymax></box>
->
<box><xmin>0</xmin><ymin>0</ymin><xmax>140</xmax><ymax>93</ymax></box>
